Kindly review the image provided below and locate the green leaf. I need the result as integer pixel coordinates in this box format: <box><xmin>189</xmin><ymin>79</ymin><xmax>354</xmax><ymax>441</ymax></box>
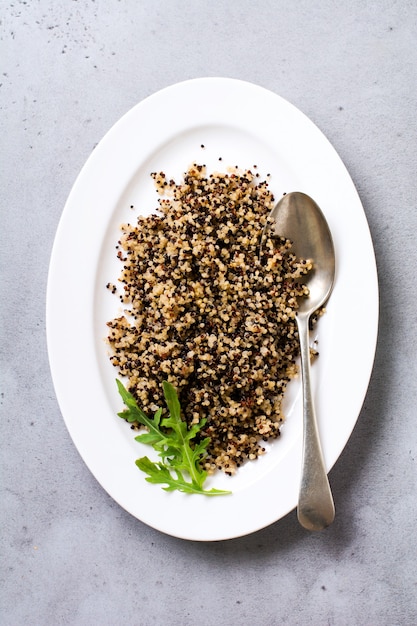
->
<box><xmin>135</xmin><ymin>457</ymin><xmax>230</xmax><ymax>496</ymax></box>
<box><xmin>159</xmin><ymin>381</ymin><xmax>206</xmax><ymax>488</ymax></box>
<box><xmin>162</xmin><ymin>380</ymin><xmax>181</xmax><ymax>422</ymax></box>
<box><xmin>116</xmin><ymin>379</ymin><xmax>231</xmax><ymax>497</ymax></box>
<box><xmin>116</xmin><ymin>380</ymin><xmax>169</xmax><ymax>449</ymax></box>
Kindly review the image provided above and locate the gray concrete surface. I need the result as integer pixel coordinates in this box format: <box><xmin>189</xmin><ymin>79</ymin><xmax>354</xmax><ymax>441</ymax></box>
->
<box><xmin>1</xmin><ymin>1</ymin><xmax>417</xmax><ymax>624</ymax></box>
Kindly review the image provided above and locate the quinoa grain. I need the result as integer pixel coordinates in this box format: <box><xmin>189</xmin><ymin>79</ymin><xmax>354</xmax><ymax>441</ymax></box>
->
<box><xmin>107</xmin><ymin>164</ymin><xmax>313</xmax><ymax>474</ymax></box>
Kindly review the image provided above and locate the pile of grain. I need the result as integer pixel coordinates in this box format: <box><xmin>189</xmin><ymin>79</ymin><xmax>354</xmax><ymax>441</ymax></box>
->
<box><xmin>107</xmin><ymin>164</ymin><xmax>312</xmax><ymax>475</ymax></box>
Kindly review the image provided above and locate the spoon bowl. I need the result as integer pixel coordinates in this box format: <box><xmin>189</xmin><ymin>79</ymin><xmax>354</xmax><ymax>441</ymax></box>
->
<box><xmin>261</xmin><ymin>192</ymin><xmax>336</xmax><ymax>530</ymax></box>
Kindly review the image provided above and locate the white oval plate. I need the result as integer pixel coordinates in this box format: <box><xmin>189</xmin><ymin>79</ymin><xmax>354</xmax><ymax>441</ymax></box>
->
<box><xmin>47</xmin><ymin>78</ymin><xmax>378</xmax><ymax>541</ymax></box>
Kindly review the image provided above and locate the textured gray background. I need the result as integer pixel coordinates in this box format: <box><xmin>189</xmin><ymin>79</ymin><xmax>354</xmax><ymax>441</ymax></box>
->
<box><xmin>1</xmin><ymin>1</ymin><xmax>417</xmax><ymax>625</ymax></box>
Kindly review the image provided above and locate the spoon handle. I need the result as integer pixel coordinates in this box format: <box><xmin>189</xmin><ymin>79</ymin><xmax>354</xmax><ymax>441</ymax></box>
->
<box><xmin>296</xmin><ymin>315</ymin><xmax>335</xmax><ymax>531</ymax></box>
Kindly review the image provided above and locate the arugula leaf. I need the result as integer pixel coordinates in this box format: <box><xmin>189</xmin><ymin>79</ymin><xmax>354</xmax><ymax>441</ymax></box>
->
<box><xmin>116</xmin><ymin>379</ymin><xmax>231</xmax><ymax>496</ymax></box>
<box><xmin>135</xmin><ymin>457</ymin><xmax>231</xmax><ymax>496</ymax></box>
<box><xmin>116</xmin><ymin>380</ymin><xmax>169</xmax><ymax>450</ymax></box>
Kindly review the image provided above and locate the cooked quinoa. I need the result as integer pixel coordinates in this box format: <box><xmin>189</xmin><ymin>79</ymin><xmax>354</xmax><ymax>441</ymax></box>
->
<box><xmin>106</xmin><ymin>163</ymin><xmax>313</xmax><ymax>475</ymax></box>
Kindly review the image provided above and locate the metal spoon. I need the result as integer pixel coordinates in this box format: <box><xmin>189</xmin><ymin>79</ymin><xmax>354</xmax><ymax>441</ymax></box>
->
<box><xmin>261</xmin><ymin>192</ymin><xmax>336</xmax><ymax>530</ymax></box>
